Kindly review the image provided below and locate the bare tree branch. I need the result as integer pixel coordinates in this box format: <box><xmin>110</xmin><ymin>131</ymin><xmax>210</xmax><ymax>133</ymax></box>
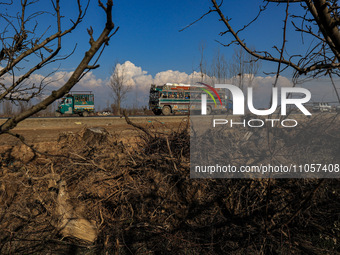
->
<box><xmin>273</xmin><ymin>0</ymin><xmax>290</xmax><ymax>88</ymax></box>
<box><xmin>209</xmin><ymin>0</ymin><xmax>340</xmax><ymax>78</ymax></box>
<box><xmin>0</xmin><ymin>0</ymin><xmax>118</xmax><ymax>134</ymax></box>
<box><xmin>179</xmin><ymin>9</ymin><xmax>215</xmax><ymax>32</ymax></box>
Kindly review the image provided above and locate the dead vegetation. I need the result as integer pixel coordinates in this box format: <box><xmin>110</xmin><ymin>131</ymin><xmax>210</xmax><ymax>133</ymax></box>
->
<box><xmin>191</xmin><ymin>114</ymin><xmax>340</xmax><ymax>178</ymax></box>
<box><xmin>0</xmin><ymin>115</ymin><xmax>339</xmax><ymax>254</ymax></box>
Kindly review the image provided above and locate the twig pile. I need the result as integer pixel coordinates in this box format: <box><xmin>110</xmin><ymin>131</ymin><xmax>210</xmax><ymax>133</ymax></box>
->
<box><xmin>0</xmin><ymin>115</ymin><xmax>339</xmax><ymax>254</ymax></box>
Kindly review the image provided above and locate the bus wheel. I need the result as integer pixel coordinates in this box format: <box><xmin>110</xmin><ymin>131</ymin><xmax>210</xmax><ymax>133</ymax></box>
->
<box><xmin>206</xmin><ymin>106</ymin><xmax>212</xmax><ymax>115</ymax></box>
<box><xmin>82</xmin><ymin>111</ymin><xmax>89</xmax><ymax>117</ymax></box>
<box><xmin>55</xmin><ymin>112</ymin><xmax>61</xmax><ymax>117</ymax></box>
<box><xmin>162</xmin><ymin>106</ymin><xmax>171</xmax><ymax>116</ymax></box>
<box><xmin>153</xmin><ymin>109</ymin><xmax>162</xmax><ymax>115</ymax></box>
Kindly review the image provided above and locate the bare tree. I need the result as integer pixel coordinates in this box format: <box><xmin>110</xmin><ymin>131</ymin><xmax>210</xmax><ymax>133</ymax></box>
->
<box><xmin>229</xmin><ymin>47</ymin><xmax>261</xmax><ymax>92</ymax></box>
<box><xmin>18</xmin><ymin>100</ymin><xmax>32</xmax><ymax>114</ymax></box>
<box><xmin>229</xmin><ymin>47</ymin><xmax>246</xmax><ymax>91</ymax></box>
<box><xmin>2</xmin><ymin>100</ymin><xmax>13</xmax><ymax>116</ymax></box>
<box><xmin>209</xmin><ymin>48</ymin><xmax>228</xmax><ymax>84</ymax></box>
<box><xmin>208</xmin><ymin>0</ymin><xmax>340</xmax><ymax>82</ymax></box>
<box><xmin>198</xmin><ymin>42</ymin><xmax>208</xmax><ymax>83</ymax></box>
<box><xmin>182</xmin><ymin>0</ymin><xmax>340</xmax><ymax>91</ymax></box>
<box><xmin>246</xmin><ymin>49</ymin><xmax>262</xmax><ymax>87</ymax></box>
<box><xmin>0</xmin><ymin>0</ymin><xmax>118</xmax><ymax>135</ymax></box>
<box><xmin>108</xmin><ymin>62</ymin><xmax>131</xmax><ymax>115</ymax></box>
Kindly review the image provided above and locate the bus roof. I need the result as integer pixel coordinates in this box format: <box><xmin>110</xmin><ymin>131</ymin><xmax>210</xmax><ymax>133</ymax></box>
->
<box><xmin>151</xmin><ymin>83</ymin><xmax>232</xmax><ymax>92</ymax></box>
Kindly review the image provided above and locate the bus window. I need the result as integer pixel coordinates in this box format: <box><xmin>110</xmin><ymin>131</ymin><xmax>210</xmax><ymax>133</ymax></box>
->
<box><xmin>191</xmin><ymin>93</ymin><xmax>201</xmax><ymax>99</ymax></box>
<box><xmin>179</xmin><ymin>92</ymin><xmax>184</xmax><ymax>98</ymax></box>
<box><xmin>185</xmin><ymin>92</ymin><xmax>190</xmax><ymax>99</ymax></box>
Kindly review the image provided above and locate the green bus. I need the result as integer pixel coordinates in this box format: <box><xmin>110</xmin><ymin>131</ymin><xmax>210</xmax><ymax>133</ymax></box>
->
<box><xmin>149</xmin><ymin>83</ymin><xmax>229</xmax><ymax>115</ymax></box>
<box><xmin>55</xmin><ymin>91</ymin><xmax>95</xmax><ymax>117</ymax></box>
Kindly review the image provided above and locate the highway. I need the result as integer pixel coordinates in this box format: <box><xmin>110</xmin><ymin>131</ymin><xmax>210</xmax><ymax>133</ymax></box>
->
<box><xmin>0</xmin><ymin>111</ymin><xmax>338</xmax><ymax>128</ymax></box>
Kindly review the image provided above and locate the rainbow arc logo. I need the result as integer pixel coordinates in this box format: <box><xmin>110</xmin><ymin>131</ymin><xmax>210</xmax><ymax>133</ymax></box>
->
<box><xmin>197</xmin><ymin>82</ymin><xmax>223</xmax><ymax>106</ymax></box>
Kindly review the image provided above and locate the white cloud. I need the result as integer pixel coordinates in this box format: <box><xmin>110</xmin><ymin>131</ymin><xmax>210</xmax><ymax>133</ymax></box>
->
<box><xmin>154</xmin><ymin>70</ymin><xmax>190</xmax><ymax>84</ymax></box>
<box><xmin>2</xmin><ymin>60</ymin><xmax>338</xmax><ymax>110</ymax></box>
<box><xmin>78</xmin><ymin>72</ymin><xmax>104</xmax><ymax>89</ymax></box>
<box><xmin>40</xmin><ymin>71</ymin><xmax>103</xmax><ymax>89</ymax></box>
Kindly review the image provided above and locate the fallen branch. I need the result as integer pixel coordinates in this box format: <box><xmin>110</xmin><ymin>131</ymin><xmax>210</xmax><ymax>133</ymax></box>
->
<box><xmin>123</xmin><ymin>110</ymin><xmax>153</xmax><ymax>138</ymax></box>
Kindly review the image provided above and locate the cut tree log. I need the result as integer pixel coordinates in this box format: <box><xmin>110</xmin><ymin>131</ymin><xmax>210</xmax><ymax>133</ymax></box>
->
<box><xmin>56</xmin><ymin>180</ymin><xmax>98</xmax><ymax>243</ymax></box>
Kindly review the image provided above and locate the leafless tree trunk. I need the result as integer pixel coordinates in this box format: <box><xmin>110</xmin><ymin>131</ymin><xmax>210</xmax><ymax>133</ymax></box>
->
<box><xmin>2</xmin><ymin>100</ymin><xmax>14</xmax><ymax>116</ymax></box>
<box><xmin>246</xmin><ymin>51</ymin><xmax>261</xmax><ymax>87</ymax></box>
<box><xmin>199</xmin><ymin>42</ymin><xmax>208</xmax><ymax>83</ymax></box>
<box><xmin>230</xmin><ymin>47</ymin><xmax>246</xmax><ymax>91</ymax></box>
<box><xmin>229</xmin><ymin>47</ymin><xmax>261</xmax><ymax>93</ymax></box>
<box><xmin>0</xmin><ymin>0</ymin><xmax>118</xmax><ymax>135</ymax></box>
<box><xmin>18</xmin><ymin>101</ymin><xmax>31</xmax><ymax>114</ymax></box>
<box><xmin>209</xmin><ymin>48</ymin><xmax>228</xmax><ymax>84</ymax></box>
<box><xmin>108</xmin><ymin>62</ymin><xmax>131</xmax><ymax>115</ymax></box>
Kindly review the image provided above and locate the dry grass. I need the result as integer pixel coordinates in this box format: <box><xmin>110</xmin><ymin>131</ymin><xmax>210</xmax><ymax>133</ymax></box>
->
<box><xmin>0</xmin><ymin>115</ymin><xmax>339</xmax><ymax>254</ymax></box>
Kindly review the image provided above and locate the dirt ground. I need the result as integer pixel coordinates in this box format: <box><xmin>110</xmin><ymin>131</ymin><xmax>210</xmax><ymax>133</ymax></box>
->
<box><xmin>0</xmin><ymin>112</ymin><xmax>335</xmax><ymax>147</ymax></box>
<box><xmin>0</xmin><ymin>114</ymin><xmax>339</xmax><ymax>254</ymax></box>
<box><xmin>0</xmin><ymin>116</ymin><xmax>187</xmax><ymax>147</ymax></box>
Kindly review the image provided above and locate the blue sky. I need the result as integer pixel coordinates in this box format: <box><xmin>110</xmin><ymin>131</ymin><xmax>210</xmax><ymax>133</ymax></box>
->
<box><xmin>3</xmin><ymin>0</ymin><xmax>339</xmax><ymax>109</ymax></box>
<box><xmin>52</xmin><ymin>0</ymin><xmax>306</xmax><ymax>77</ymax></box>
<box><xmin>99</xmin><ymin>0</ymin><xmax>306</xmax><ymax>76</ymax></box>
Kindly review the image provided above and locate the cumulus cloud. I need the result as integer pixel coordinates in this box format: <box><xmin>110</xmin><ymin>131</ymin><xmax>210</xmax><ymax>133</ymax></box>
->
<box><xmin>106</xmin><ymin>62</ymin><xmax>221</xmax><ymax>107</ymax></box>
<box><xmin>106</xmin><ymin>61</ymin><xmax>154</xmax><ymax>107</ymax></box>
<box><xmin>154</xmin><ymin>70</ymin><xmax>190</xmax><ymax>84</ymax></box>
<box><xmin>2</xmin><ymin>60</ymin><xmax>338</xmax><ymax>110</ymax></box>
<box><xmin>78</xmin><ymin>72</ymin><xmax>104</xmax><ymax>89</ymax></box>
<box><xmin>114</xmin><ymin>61</ymin><xmax>153</xmax><ymax>90</ymax></box>
<box><xmin>40</xmin><ymin>71</ymin><xmax>103</xmax><ymax>89</ymax></box>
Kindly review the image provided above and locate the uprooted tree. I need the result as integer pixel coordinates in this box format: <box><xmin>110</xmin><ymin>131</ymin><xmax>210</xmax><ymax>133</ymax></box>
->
<box><xmin>0</xmin><ymin>0</ymin><xmax>118</xmax><ymax>135</ymax></box>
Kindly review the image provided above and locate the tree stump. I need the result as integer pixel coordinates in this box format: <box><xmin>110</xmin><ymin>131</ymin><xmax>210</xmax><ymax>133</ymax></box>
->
<box><xmin>80</xmin><ymin>127</ymin><xmax>110</xmax><ymax>146</ymax></box>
